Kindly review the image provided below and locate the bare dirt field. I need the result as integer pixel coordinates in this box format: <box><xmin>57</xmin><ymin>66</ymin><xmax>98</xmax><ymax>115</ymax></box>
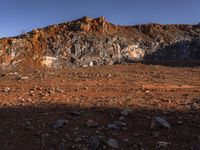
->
<box><xmin>0</xmin><ymin>63</ymin><xmax>199</xmax><ymax>150</ymax></box>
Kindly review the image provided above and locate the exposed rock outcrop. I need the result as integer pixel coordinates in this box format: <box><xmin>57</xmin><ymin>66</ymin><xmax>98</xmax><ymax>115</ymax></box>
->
<box><xmin>0</xmin><ymin>16</ymin><xmax>200</xmax><ymax>68</ymax></box>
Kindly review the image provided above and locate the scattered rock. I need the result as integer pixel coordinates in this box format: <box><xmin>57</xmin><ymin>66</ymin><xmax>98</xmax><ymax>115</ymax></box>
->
<box><xmin>52</xmin><ymin>119</ymin><xmax>68</xmax><ymax>129</ymax></box>
<box><xmin>89</xmin><ymin>136</ymin><xmax>100</xmax><ymax>150</ymax></box>
<box><xmin>107</xmin><ymin>123</ymin><xmax>120</xmax><ymax>130</ymax></box>
<box><xmin>152</xmin><ymin>131</ymin><xmax>160</xmax><ymax>138</ymax></box>
<box><xmin>107</xmin><ymin>138</ymin><xmax>120</xmax><ymax>149</ymax></box>
<box><xmin>151</xmin><ymin>116</ymin><xmax>171</xmax><ymax>130</ymax></box>
<box><xmin>24</xmin><ymin>121</ymin><xmax>33</xmax><ymax>131</ymax></box>
<box><xmin>2</xmin><ymin>87</ymin><xmax>11</xmax><ymax>92</ymax></box>
<box><xmin>121</xmin><ymin>108</ymin><xmax>132</xmax><ymax>116</ymax></box>
<box><xmin>107</xmin><ymin>73</ymin><xmax>112</xmax><ymax>78</ymax></box>
<box><xmin>114</xmin><ymin>121</ymin><xmax>126</xmax><ymax>127</ymax></box>
<box><xmin>177</xmin><ymin>120</ymin><xmax>183</xmax><ymax>124</ymax></box>
<box><xmin>87</xmin><ymin>119</ymin><xmax>98</xmax><ymax>128</ymax></box>
<box><xmin>69</xmin><ymin>110</ymin><xmax>82</xmax><ymax>116</ymax></box>
<box><xmin>20</xmin><ymin>76</ymin><xmax>29</xmax><ymax>80</ymax></box>
<box><xmin>155</xmin><ymin>141</ymin><xmax>170</xmax><ymax>148</ymax></box>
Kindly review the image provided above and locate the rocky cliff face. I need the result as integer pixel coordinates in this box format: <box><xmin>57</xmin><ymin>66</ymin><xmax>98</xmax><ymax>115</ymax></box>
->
<box><xmin>0</xmin><ymin>16</ymin><xmax>200</xmax><ymax>68</ymax></box>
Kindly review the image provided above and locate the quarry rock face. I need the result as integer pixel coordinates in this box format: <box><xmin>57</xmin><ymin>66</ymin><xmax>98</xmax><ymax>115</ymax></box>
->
<box><xmin>0</xmin><ymin>16</ymin><xmax>200</xmax><ymax>68</ymax></box>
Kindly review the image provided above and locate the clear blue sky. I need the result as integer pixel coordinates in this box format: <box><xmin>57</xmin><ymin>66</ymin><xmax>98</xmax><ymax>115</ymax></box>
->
<box><xmin>0</xmin><ymin>0</ymin><xmax>200</xmax><ymax>38</ymax></box>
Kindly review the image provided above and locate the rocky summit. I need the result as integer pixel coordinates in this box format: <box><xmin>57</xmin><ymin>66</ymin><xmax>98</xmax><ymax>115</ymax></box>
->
<box><xmin>0</xmin><ymin>16</ymin><xmax>200</xmax><ymax>68</ymax></box>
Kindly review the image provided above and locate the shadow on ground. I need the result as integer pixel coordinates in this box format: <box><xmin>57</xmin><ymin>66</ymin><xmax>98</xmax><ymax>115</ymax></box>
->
<box><xmin>0</xmin><ymin>103</ymin><xmax>199</xmax><ymax>150</ymax></box>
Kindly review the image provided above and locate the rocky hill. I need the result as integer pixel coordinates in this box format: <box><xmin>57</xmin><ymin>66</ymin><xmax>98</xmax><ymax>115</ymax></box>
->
<box><xmin>0</xmin><ymin>16</ymin><xmax>200</xmax><ymax>68</ymax></box>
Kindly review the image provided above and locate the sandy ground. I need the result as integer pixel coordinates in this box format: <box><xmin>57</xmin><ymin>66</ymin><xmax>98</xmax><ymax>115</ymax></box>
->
<box><xmin>0</xmin><ymin>63</ymin><xmax>199</xmax><ymax>150</ymax></box>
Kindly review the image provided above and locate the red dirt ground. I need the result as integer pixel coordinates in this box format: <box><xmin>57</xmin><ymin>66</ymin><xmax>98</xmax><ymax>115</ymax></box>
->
<box><xmin>0</xmin><ymin>63</ymin><xmax>199</xmax><ymax>150</ymax></box>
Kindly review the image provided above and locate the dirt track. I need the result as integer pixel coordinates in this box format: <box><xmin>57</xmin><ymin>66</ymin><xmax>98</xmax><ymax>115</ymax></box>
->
<box><xmin>0</xmin><ymin>63</ymin><xmax>200</xmax><ymax>150</ymax></box>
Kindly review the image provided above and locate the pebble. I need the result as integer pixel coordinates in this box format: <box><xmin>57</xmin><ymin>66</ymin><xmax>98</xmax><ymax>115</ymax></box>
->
<box><xmin>2</xmin><ymin>87</ymin><xmax>11</xmax><ymax>92</ymax></box>
<box><xmin>107</xmin><ymin>138</ymin><xmax>120</xmax><ymax>149</ymax></box>
<box><xmin>155</xmin><ymin>141</ymin><xmax>170</xmax><ymax>148</ymax></box>
<box><xmin>107</xmin><ymin>124</ymin><xmax>120</xmax><ymax>130</ymax></box>
<box><xmin>52</xmin><ymin>119</ymin><xmax>68</xmax><ymax>129</ymax></box>
<box><xmin>121</xmin><ymin>108</ymin><xmax>132</xmax><ymax>116</ymax></box>
<box><xmin>151</xmin><ymin>116</ymin><xmax>171</xmax><ymax>130</ymax></box>
<box><xmin>69</xmin><ymin>110</ymin><xmax>82</xmax><ymax>116</ymax></box>
<box><xmin>24</xmin><ymin>121</ymin><xmax>33</xmax><ymax>131</ymax></box>
<box><xmin>87</xmin><ymin>119</ymin><xmax>98</xmax><ymax>128</ymax></box>
<box><xmin>107</xmin><ymin>73</ymin><xmax>112</xmax><ymax>78</ymax></box>
<box><xmin>20</xmin><ymin>76</ymin><xmax>29</xmax><ymax>80</ymax></box>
